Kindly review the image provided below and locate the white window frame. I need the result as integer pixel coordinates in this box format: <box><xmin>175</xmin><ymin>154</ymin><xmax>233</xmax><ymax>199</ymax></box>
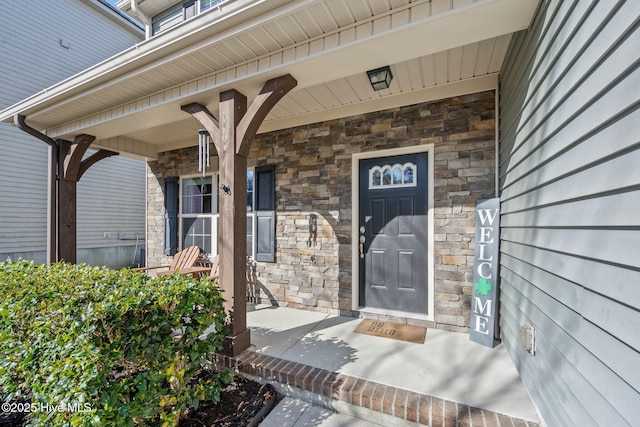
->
<box><xmin>179</xmin><ymin>169</ymin><xmax>256</xmax><ymax>259</ymax></box>
<box><xmin>179</xmin><ymin>174</ymin><xmax>218</xmax><ymax>258</ymax></box>
<box><xmin>368</xmin><ymin>162</ymin><xmax>417</xmax><ymax>189</ymax></box>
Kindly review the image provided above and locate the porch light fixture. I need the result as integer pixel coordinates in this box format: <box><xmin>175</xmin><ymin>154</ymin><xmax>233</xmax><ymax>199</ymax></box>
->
<box><xmin>366</xmin><ymin>66</ymin><xmax>393</xmax><ymax>91</ymax></box>
<box><xmin>198</xmin><ymin>129</ymin><xmax>210</xmax><ymax>177</ymax></box>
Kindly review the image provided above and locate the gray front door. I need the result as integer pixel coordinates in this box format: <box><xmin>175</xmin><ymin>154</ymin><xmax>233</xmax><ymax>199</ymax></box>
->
<box><xmin>359</xmin><ymin>152</ymin><xmax>429</xmax><ymax>314</ymax></box>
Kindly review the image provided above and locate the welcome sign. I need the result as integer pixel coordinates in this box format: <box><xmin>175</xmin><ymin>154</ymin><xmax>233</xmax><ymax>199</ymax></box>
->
<box><xmin>470</xmin><ymin>198</ymin><xmax>500</xmax><ymax>347</ymax></box>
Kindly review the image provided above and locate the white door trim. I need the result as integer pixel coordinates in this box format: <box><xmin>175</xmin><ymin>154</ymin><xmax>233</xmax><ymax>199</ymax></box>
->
<box><xmin>351</xmin><ymin>144</ymin><xmax>435</xmax><ymax>321</ymax></box>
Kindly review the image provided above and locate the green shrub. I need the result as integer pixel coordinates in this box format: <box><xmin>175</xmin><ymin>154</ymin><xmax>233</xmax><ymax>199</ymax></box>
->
<box><xmin>0</xmin><ymin>260</ymin><xmax>230</xmax><ymax>426</ymax></box>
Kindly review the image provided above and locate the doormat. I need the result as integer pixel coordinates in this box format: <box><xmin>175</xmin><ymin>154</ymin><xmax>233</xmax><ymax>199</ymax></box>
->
<box><xmin>354</xmin><ymin>319</ymin><xmax>427</xmax><ymax>344</ymax></box>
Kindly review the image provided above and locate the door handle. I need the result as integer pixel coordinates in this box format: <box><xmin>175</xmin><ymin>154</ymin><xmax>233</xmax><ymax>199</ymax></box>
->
<box><xmin>359</xmin><ymin>235</ymin><xmax>365</xmax><ymax>259</ymax></box>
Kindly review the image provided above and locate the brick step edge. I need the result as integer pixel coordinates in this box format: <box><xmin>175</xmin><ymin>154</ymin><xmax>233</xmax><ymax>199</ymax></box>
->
<box><xmin>209</xmin><ymin>351</ymin><xmax>540</xmax><ymax>427</ymax></box>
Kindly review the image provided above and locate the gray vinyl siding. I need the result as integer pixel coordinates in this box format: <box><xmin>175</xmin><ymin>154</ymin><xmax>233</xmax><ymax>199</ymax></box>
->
<box><xmin>0</xmin><ymin>126</ymin><xmax>48</xmax><ymax>254</ymax></box>
<box><xmin>76</xmin><ymin>152</ymin><xmax>146</xmax><ymax>267</ymax></box>
<box><xmin>0</xmin><ymin>1</ymin><xmax>141</xmax><ymax>107</ymax></box>
<box><xmin>77</xmin><ymin>152</ymin><xmax>146</xmax><ymax>249</ymax></box>
<box><xmin>498</xmin><ymin>1</ymin><xmax>640</xmax><ymax>427</ymax></box>
<box><xmin>0</xmin><ymin>0</ymin><xmax>145</xmax><ymax>267</ymax></box>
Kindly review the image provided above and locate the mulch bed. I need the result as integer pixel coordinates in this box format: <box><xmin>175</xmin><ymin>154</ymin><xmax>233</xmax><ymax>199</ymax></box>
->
<box><xmin>1</xmin><ymin>373</ymin><xmax>276</xmax><ymax>427</ymax></box>
<box><xmin>180</xmin><ymin>374</ymin><xmax>277</xmax><ymax>427</ymax></box>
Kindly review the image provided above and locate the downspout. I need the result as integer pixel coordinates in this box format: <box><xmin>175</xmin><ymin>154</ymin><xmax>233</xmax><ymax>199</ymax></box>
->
<box><xmin>130</xmin><ymin>0</ymin><xmax>152</xmax><ymax>39</ymax></box>
<box><xmin>14</xmin><ymin>114</ymin><xmax>58</xmax><ymax>264</ymax></box>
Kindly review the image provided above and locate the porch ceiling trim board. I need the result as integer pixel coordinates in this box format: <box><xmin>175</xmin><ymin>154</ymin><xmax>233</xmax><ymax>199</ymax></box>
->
<box><xmin>94</xmin><ymin>48</ymin><xmax>505</xmax><ymax>155</ymax></box>
<box><xmin>0</xmin><ymin>0</ymin><xmax>538</xmax><ymax>157</ymax></box>
<box><xmin>93</xmin><ymin>135</ymin><xmax>159</xmax><ymax>161</ymax></box>
<box><xmin>58</xmin><ymin>43</ymin><xmax>506</xmax><ymax>158</ymax></box>
<box><xmin>259</xmin><ymin>74</ymin><xmax>499</xmax><ymax>135</ymax></box>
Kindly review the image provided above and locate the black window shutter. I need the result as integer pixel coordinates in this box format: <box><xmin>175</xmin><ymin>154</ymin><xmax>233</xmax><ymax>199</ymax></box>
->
<box><xmin>164</xmin><ymin>177</ymin><xmax>179</xmax><ymax>256</ymax></box>
<box><xmin>254</xmin><ymin>165</ymin><xmax>276</xmax><ymax>262</ymax></box>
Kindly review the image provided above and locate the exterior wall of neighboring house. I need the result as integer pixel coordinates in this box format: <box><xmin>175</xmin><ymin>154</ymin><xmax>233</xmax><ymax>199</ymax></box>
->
<box><xmin>498</xmin><ymin>1</ymin><xmax>640</xmax><ymax>426</ymax></box>
<box><xmin>146</xmin><ymin>90</ymin><xmax>496</xmax><ymax>331</ymax></box>
<box><xmin>0</xmin><ymin>0</ymin><xmax>146</xmax><ymax>268</ymax></box>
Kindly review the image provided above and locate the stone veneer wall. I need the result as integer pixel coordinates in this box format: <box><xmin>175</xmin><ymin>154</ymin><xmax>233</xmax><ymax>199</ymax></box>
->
<box><xmin>146</xmin><ymin>90</ymin><xmax>496</xmax><ymax>332</ymax></box>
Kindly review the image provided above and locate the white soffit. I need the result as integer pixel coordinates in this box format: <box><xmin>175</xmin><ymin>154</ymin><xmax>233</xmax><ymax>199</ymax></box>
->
<box><xmin>0</xmin><ymin>0</ymin><xmax>539</xmax><ymax>158</ymax></box>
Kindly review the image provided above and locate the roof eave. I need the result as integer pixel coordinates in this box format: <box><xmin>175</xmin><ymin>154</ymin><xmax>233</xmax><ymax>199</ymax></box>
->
<box><xmin>0</xmin><ymin>0</ymin><xmax>298</xmax><ymax>125</ymax></box>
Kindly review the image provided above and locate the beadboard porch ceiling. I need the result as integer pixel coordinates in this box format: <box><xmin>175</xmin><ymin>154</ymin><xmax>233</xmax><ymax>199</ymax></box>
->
<box><xmin>0</xmin><ymin>0</ymin><xmax>538</xmax><ymax>160</ymax></box>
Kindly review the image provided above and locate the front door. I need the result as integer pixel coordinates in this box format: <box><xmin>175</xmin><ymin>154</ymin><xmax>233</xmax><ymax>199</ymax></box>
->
<box><xmin>359</xmin><ymin>152</ymin><xmax>429</xmax><ymax>314</ymax></box>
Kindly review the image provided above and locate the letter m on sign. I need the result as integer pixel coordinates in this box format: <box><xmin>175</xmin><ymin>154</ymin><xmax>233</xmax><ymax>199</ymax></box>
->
<box><xmin>473</xmin><ymin>297</ymin><xmax>493</xmax><ymax>316</ymax></box>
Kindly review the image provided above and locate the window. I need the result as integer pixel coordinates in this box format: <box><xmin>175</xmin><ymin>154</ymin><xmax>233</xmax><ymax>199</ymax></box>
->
<box><xmin>165</xmin><ymin>166</ymin><xmax>276</xmax><ymax>262</ymax></box>
<box><xmin>246</xmin><ymin>169</ymin><xmax>254</xmax><ymax>212</ymax></box>
<box><xmin>200</xmin><ymin>0</ymin><xmax>222</xmax><ymax>12</ymax></box>
<box><xmin>178</xmin><ymin>170</ymin><xmax>259</xmax><ymax>259</ymax></box>
<box><xmin>151</xmin><ymin>3</ymin><xmax>182</xmax><ymax>35</ymax></box>
<box><xmin>246</xmin><ymin>170</ymin><xmax>255</xmax><ymax>255</ymax></box>
<box><xmin>152</xmin><ymin>0</ymin><xmax>223</xmax><ymax>36</ymax></box>
<box><xmin>180</xmin><ymin>175</ymin><xmax>216</xmax><ymax>255</ymax></box>
<box><xmin>369</xmin><ymin>162</ymin><xmax>417</xmax><ymax>189</ymax></box>
<box><xmin>254</xmin><ymin>165</ymin><xmax>276</xmax><ymax>262</ymax></box>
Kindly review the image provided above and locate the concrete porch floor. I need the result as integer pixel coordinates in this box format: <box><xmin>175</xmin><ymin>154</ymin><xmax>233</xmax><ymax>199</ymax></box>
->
<box><xmin>213</xmin><ymin>304</ymin><xmax>542</xmax><ymax>426</ymax></box>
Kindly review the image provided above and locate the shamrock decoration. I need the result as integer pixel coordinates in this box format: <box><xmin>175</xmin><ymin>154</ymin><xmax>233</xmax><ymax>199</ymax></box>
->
<box><xmin>475</xmin><ymin>278</ymin><xmax>493</xmax><ymax>296</ymax></box>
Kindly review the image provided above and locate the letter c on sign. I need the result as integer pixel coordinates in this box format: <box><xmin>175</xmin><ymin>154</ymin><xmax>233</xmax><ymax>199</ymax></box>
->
<box><xmin>477</xmin><ymin>262</ymin><xmax>492</xmax><ymax>279</ymax></box>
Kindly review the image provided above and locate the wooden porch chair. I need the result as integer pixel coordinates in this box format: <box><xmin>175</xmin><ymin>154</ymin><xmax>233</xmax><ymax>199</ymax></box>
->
<box><xmin>208</xmin><ymin>255</ymin><xmax>255</xmax><ymax>288</ymax></box>
<box><xmin>136</xmin><ymin>246</ymin><xmax>202</xmax><ymax>275</ymax></box>
<box><xmin>208</xmin><ymin>256</ymin><xmax>260</xmax><ymax>303</ymax></box>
